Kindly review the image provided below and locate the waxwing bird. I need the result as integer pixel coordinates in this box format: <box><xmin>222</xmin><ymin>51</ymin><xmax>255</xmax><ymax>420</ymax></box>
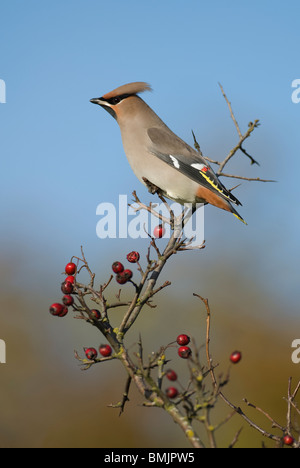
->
<box><xmin>90</xmin><ymin>82</ymin><xmax>246</xmax><ymax>224</ymax></box>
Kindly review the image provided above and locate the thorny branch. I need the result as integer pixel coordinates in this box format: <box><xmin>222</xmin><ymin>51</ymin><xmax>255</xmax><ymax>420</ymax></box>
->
<box><xmin>194</xmin><ymin>294</ymin><xmax>300</xmax><ymax>448</ymax></box>
<box><xmin>192</xmin><ymin>83</ymin><xmax>276</xmax><ymax>184</ymax></box>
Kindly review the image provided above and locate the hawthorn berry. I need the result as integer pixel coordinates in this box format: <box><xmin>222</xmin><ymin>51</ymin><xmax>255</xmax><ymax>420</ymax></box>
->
<box><xmin>116</xmin><ymin>269</ymin><xmax>133</xmax><ymax>284</ymax></box>
<box><xmin>112</xmin><ymin>262</ymin><xmax>124</xmax><ymax>274</ymax></box>
<box><xmin>230</xmin><ymin>351</ymin><xmax>242</xmax><ymax>364</ymax></box>
<box><xmin>153</xmin><ymin>224</ymin><xmax>165</xmax><ymax>239</ymax></box>
<box><xmin>166</xmin><ymin>387</ymin><xmax>179</xmax><ymax>399</ymax></box>
<box><xmin>84</xmin><ymin>347</ymin><xmax>98</xmax><ymax>360</ymax></box>
<box><xmin>116</xmin><ymin>273</ymin><xmax>129</xmax><ymax>285</ymax></box>
<box><xmin>59</xmin><ymin>306</ymin><xmax>69</xmax><ymax>317</ymax></box>
<box><xmin>177</xmin><ymin>334</ymin><xmax>190</xmax><ymax>346</ymax></box>
<box><xmin>65</xmin><ymin>275</ymin><xmax>75</xmax><ymax>284</ymax></box>
<box><xmin>65</xmin><ymin>262</ymin><xmax>76</xmax><ymax>275</ymax></box>
<box><xmin>62</xmin><ymin>295</ymin><xmax>74</xmax><ymax>306</ymax></box>
<box><xmin>49</xmin><ymin>303</ymin><xmax>65</xmax><ymax>316</ymax></box>
<box><xmin>283</xmin><ymin>435</ymin><xmax>294</xmax><ymax>446</ymax></box>
<box><xmin>123</xmin><ymin>269</ymin><xmax>133</xmax><ymax>280</ymax></box>
<box><xmin>127</xmin><ymin>251</ymin><xmax>140</xmax><ymax>263</ymax></box>
<box><xmin>178</xmin><ymin>346</ymin><xmax>192</xmax><ymax>359</ymax></box>
<box><xmin>90</xmin><ymin>309</ymin><xmax>101</xmax><ymax>320</ymax></box>
<box><xmin>166</xmin><ymin>369</ymin><xmax>178</xmax><ymax>381</ymax></box>
<box><xmin>99</xmin><ymin>344</ymin><xmax>112</xmax><ymax>357</ymax></box>
<box><xmin>61</xmin><ymin>280</ymin><xmax>74</xmax><ymax>294</ymax></box>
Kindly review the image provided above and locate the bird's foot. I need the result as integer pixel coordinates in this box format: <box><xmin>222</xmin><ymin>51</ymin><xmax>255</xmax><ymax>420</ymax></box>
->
<box><xmin>142</xmin><ymin>177</ymin><xmax>163</xmax><ymax>196</ymax></box>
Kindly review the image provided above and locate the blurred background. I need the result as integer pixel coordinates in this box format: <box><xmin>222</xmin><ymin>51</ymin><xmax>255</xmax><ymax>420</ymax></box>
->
<box><xmin>0</xmin><ymin>0</ymin><xmax>299</xmax><ymax>448</ymax></box>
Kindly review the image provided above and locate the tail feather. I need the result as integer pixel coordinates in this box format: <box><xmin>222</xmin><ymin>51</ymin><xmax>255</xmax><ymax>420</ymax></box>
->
<box><xmin>231</xmin><ymin>206</ymin><xmax>247</xmax><ymax>225</ymax></box>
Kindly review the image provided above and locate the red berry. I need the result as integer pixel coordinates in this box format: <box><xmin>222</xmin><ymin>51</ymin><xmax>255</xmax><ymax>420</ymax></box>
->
<box><xmin>177</xmin><ymin>334</ymin><xmax>190</xmax><ymax>346</ymax></box>
<box><xmin>59</xmin><ymin>306</ymin><xmax>69</xmax><ymax>317</ymax></box>
<box><xmin>99</xmin><ymin>344</ymin><xmax>112</xmax><ymax>357</ymax></box>
<box><xmin>230</xmin><ymin>351</ymin><xmax>242</xmax><ymax>364</ymax></box>
<box><xmin>65</xmin><ymin>262</ymin><xmax>76</xmax><ymax>275</ymax></box>
<box><xmin>65</xmin><ymin>275</ymin><xmax>75</xmax><ymax>284</ymax></box>
<box><xmin>116</xmin><ymin>273</ymin><xmax>129</xmax><ymax>285</ymax></box>
<box><xmin>84</xmin><ymin>347</ymin><xmax>98</xmax><ymax>360</ymax></box>
<box><xmin>127</xmin><ymin>251</ymin><xmax>140</xmax><ymax>263</ymax></box>
<box><xmin>178</xmin><ymin>346</ymin><xmax>192</xmax><ymax>359</ymax></box>
<box><xmin>61</xmin><ymin>280</ymin><xmax>74</xmax><ymax>294</ymax></box>
<box><xmin>153</xmin><ymin>224</ymin><xmax>165</xmax><ymax>239</ymax></box>
<box><xmin>283</xmin><ymin>435</ymin><xmax>294</xmax><ymax>446</ymax></box>
<box><xmin>116</xmin><ymin>269</ymin><xmax>133</xmax><ymax>284</ymax></box>
<box><xmin>91</xmin><ymin>309</ymin><xmax>101</xmax><ymax>320</ymax></box>
<box><xmin>49</xmin><ymin>303</ymin><xmax>64</xmax><ymax>316</ymax></box>
<box><xmin>62</xmin><ymin>295</ymin><xmax>74</xmax><ymax>306</ymax></box>
<box><xmin>166</xmin><ymin>387</ymin><xmax>179</xmax><ymax>399</ymax></box>
<box><xmin>112</xmin><ymin>262</ymin><xmax>124</xmax><ymax>274</ymax></box>
<box><xmin>166</xmin><ymin>369</ymin><xmax>178</xmax><ymax>381</ymax></box>
<box><xmin>123</xmin><ymin>269</ymin><xmax>133</xmax><ymax>280</ymax></box>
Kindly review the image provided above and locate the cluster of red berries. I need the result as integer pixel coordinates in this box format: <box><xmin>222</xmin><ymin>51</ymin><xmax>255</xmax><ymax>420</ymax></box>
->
<box><xmin>112</xmin><ymin>251</ymin><xmax>140</xmax><ymax>285</ymax></box>
<box><xmin>49</xmin><ymin>262</ymin><xmax>77</xmax><ymax>318</ymax></box>
<box><xmin>165</xmin><ymin>334</ymin><xmax>192</xmax><ymax>400</ymax></box>
<box><xmin>165</xmin><ymin>368</ymin><xmax>179</xmax><ymax>399</ymax></box>
<box><xmin>177</xmin><ymin>334</ymin><xmax>192</xmax><ymax>359</ymax></box>
<box><xmin>84</xmin><ymin>344</ymin><xmax>112</xmax><ymax>360</ymax></box>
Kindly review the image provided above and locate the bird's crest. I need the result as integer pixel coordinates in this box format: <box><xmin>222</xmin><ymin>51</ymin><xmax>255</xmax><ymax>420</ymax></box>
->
<box><xmin>102</xmin><ymin>82</ymin><xmax>152</xmax><ymax>100</ymax></box>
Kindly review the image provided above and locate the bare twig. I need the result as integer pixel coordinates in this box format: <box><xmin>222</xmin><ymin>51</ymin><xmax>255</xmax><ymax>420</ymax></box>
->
<box><xmin>130</xmin><ymin>191</ymin><xmax>171</xmax><ymax>226</ymax></box>
<box><xmin>192</xmin><ymin>130</ymin><xmax>203</xmax><ymax>156</ymax></box>
<box><xmin>193</xmin><ymin>293</ymin><xmax>283</xmax><ymax>444</ymax></box>
<box><xmin>218</xmin><ymin>120</ymin><xmax>260</xmax><ymax>174</ymax></box>
<box><xmin>228</xmin><ymin>427</ymin><xmax>243</xmax><ymax>449</ymax></box>
<box><xmin>108</xmin><ymin>376</ymin><xmax>132</xmax><ymax>416</ymax></box>
<box><xmin>243</xmin><ymin>398</ymin><xmax>284</xmax><ymax>431</ymax></box>
<box><xmin>218</xmin><ymin>172</ymin><xmax>276</xmax><ymax>183</ymax></box>
<box><xmin>218</xmin><ymin>82</ymin><xmax>243</xmax><ymax>139</ymax></box>
<box><xmin>287</xmin><ymin>377</ymin><xmax>293</xmax><ymax>435</ymax></box>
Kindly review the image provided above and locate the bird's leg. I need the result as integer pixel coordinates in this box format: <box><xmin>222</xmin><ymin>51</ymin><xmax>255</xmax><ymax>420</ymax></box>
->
<box><xmin>142</xmin><ymin>178</ymin><xmax>175</xmax><ymax>229</ymax></box>
<box><xmin>157</xmin><ymin>193</ymin><xmax>175</xmax><ymax>230</ymax></box>
<box><xmin>142</xmin><ymin>177</ymin><xmax>163</xmax><ymax>196</ymax></box>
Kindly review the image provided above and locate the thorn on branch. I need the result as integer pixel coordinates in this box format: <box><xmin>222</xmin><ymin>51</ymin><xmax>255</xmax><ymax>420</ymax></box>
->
<box><xmin>192</xmin><ymin>130</ymin><xmax>203</xmax><ymax>156</ymax></box>
<box><xmin>108</xmin><ymin>376</ymin><xmax>132</xmax><ymax>416</ymax></box>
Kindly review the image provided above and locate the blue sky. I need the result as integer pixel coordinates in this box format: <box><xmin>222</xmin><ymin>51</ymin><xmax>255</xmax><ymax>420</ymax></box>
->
<box><xmin>0</xmin><ymin>0</ymin><xmax>300</xmax><ymax>312</ymax></box>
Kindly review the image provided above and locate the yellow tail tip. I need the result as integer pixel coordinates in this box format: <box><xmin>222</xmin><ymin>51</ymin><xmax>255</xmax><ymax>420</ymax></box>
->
<box><xmin>233</xmin><ymin>213</ymin><xmax>248</xmax><ymax>225</ymax></box>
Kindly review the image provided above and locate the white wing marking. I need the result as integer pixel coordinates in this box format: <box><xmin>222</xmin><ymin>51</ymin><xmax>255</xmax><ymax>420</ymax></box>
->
<box><xmin>169</xmin><ymin>155</ymin><xmax>180</xmax><ymax>169</ymax></box>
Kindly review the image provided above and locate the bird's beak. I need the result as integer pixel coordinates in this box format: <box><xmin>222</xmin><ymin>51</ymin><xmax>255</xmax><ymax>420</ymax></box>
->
<box><xmin>90</xmin><ymin>97</ymin><xmax>104</xmax><ymax>105</ymax></box>
<box><xmin>90</xmin><ymin>97</ymin><xmax>117</xmax><ymax>119</ymax></box>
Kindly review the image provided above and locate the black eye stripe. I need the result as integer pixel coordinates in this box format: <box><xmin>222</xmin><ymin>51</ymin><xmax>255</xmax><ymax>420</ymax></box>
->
<box><xmin>106</xmin><ymin>94</ymin><xmax>130</xmax><ymax>105</ymax></box>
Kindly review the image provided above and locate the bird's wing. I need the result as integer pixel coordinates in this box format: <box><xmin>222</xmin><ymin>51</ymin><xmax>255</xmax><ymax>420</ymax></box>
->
<box><xmin>147</xmin><ymin>127</ymin><xmax>242</xmax><ymax>207</ymax></box>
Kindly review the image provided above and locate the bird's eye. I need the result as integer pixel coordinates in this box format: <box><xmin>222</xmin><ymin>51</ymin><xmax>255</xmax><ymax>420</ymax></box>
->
<box><xmin>107</xmin><ymin>94</ymin><xmax>130</xmax><ymax>105</ymax></box>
